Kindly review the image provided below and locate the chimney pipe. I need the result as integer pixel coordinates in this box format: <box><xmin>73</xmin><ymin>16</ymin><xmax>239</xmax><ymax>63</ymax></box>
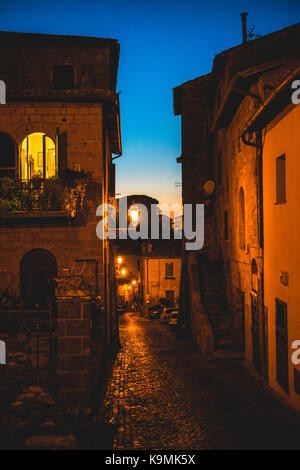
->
<box><xmin>240</xmin><ymin>12</ymin><xmax>248</xmax><ymax>44</ymax></box>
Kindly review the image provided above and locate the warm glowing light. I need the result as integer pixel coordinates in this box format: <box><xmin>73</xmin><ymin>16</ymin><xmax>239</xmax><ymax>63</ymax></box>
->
<box><xmin>132</xmin><ymin>280</ymin><xmax>137</xmax><ymax>285</ymax></box>
<box><xmin>117</xmin><ymin>256</ymin><xmax>123</xmax><ymax>264</ymax></box>
<box><xmin>20</xmin><ymin>132</ymin><xmax>57</xmax><ymax>180</ymax></box>
<box><xmin>121</xmin><ymin>268</ymin><xmax>126</xmax><ymax>276</ymax></box>
<box><xmin>128</xmin><ymin>286</ymin><xmax>132</xmax><ymax>290</ymax></box>
<box><xmin>129</xmin><ymin>209</ymin><xmax>140</xmax><ymax>222</ymax></box>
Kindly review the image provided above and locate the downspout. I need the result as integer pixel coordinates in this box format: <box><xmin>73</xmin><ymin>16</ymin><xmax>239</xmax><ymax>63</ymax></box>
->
<box><xmin>102</xmin><ymin>122</ymin><xmax>109</xmax><ymax>348</ymax></box>
<box><xmin>242</xmin><ymin>128</ymin><xmax>266</xmax><ymax>378</ymax></box>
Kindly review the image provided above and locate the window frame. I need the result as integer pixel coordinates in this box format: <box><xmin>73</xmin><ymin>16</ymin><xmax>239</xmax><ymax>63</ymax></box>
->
<box><xmin>165</xmin><ymin>262</ymin><xmax>174</xmax><ymax>278</ymax></box>
<box><xmin>275</xmin><ymin>154</ymin><xmax>287</xmax><ymax>205</ymax></box>
<box><xmin>53</xmin><ymin>65</ymin><xmax>75</xmax><ymax>90</ymax></box>
<box><xmin>19</xmin><ymin>132</ymin><xmax>57</xmax><ymax>181</ymax></box>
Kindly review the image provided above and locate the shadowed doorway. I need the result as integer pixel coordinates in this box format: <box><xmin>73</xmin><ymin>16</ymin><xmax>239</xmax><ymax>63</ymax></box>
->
<box><xmin>20</xmin><ymin>249</ymin><xmax>57</xmax><ymax>307</ymax></box>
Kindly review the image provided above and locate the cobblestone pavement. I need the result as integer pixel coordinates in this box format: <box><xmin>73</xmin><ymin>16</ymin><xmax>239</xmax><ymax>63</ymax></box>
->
<box><xmin>104</xmin><ymin>312</ymin><xmax>300</xmax><ymax>450</ymax></box>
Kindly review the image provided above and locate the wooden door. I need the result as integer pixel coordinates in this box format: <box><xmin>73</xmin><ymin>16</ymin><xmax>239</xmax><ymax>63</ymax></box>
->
<box><xmin>20</xmin><ymin>249</ymin><xmax>57</xmax><ymax>307</ymax></box>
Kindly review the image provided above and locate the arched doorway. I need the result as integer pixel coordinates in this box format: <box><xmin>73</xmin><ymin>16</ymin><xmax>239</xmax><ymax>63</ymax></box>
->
<box><xmin>20</xmin><ymin>249</ymin><xmax>57</xmax><ymax>306</ymax></box>
<box><xmin>0</xmin><ymin>131</ymin><xmax>16</xmax><ymax>177</ymax></box>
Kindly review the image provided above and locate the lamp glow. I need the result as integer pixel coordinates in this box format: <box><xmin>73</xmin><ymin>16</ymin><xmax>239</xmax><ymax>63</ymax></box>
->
<box><xmin>129</xmin><ymin>209</ymin><xmax>139</xmax><ymax>222</ymax></box>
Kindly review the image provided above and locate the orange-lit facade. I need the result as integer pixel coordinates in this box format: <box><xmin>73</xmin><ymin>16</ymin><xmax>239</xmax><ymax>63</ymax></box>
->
<box><xmin>142</xmin><ymin>256</ymin><xmax>181</xmax><ymax>307</ymax></box>
<box><xmin>261</xmin><ymin>98</ymin><xmax>300</xmax><ymax>409</ymax></box>
<box><xmin>174</xmin><ymin>22</ymin><xmax>300</xmax><ymax>408</ymax></box>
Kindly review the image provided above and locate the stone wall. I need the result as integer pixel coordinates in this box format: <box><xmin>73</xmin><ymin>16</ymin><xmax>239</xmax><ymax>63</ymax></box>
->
<box><xmin>56</xmin><ymin>298</ymin><xmax>105</xmax><ymax>409</ymax></box>
<box><xmin>0</xmin><ymin>333</ymin><xmax>78</xmax><ymax>450</ymax></box>
<box><xmin>0</xmin><ymin>102</ymin><xmax>104</xmax><ymax>297</ymax></box>
<box><xmin>0</xmin><ymin>33</ymin><xmax>115</xmax><ymax>91</ymax></box>
<box><xmin>175</xmin><ymin>27</ymin><xmax>300</xmax><ymax>381</ymax></box>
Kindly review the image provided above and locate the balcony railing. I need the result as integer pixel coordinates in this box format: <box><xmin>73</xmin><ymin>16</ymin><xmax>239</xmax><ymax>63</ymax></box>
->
<box><xmin>0</xmin><ymin>175</ymin><xmax>88</xmax><ymax>218</ymax></box>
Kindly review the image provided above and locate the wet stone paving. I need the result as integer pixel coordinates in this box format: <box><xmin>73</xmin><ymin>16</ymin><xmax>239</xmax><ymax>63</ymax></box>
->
<box><xmin>104</xmin><ymin>312</ymin><xmax>300</xmax><ymax>450</ymax></box>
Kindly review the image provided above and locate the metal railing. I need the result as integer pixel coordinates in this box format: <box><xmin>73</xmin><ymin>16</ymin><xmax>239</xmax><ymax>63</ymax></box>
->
<box><xmin>0</xmin><ymin>178</ymin><xmax>85</xmax><ymax>216</ymax></box>
<box><xmin>7</xmin><ymin>306</ymin><xmax>57</xmax><ymax>389</ymax></box>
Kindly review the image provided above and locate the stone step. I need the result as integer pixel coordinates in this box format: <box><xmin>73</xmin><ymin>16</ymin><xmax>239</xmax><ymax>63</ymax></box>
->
<box><xmin>205</xmin><ymin>350</ymin><xmax>243</xmax><ymax>365</ymax></box>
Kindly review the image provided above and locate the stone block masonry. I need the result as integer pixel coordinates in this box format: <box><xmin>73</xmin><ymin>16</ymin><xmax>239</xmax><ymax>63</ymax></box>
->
<box><xmin>56</xmin><ymin>298</ymin><xmax>99</xmax><ymax>409</ymax></box>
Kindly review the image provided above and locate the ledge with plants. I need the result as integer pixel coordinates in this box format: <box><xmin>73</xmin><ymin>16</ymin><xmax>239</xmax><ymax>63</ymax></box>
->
<box><xmin>0</xmin><ymin>169</ymin><xmax>92</xmax><ymax>220</ymax></box>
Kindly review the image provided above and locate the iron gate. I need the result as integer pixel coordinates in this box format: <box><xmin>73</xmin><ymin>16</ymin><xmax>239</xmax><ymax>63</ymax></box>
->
<box><xmin>8</xmin><ymin>306</ymin><xmax>57</xmax><ymax>389</ymax></box>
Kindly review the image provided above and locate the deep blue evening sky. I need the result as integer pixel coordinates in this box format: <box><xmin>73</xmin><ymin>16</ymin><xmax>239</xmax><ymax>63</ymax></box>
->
<box><xmin>1</xmin><ymin>0</ymin><xmax>299</xmax><ymax>206</ymax></box>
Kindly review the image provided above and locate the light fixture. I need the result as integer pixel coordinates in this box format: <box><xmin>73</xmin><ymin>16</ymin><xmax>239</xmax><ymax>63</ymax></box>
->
<box><xmin>117</xmin><ymin>256</ymin><xmax>123</xmax><ymax>264</ymax></box>
<box><xmin>129</xmin><ymin>209</ymin><xmax>140</xmax><ymax>223</ymax></box>
<box><xmin>132</xmin><ymin>280</ymin><xmax>137</xmax><ymax>285</ymax></box>
<box><xmin>121</xmin><ymin>268</ymin><xmax>126</xmax><ymax>276</ymax></box>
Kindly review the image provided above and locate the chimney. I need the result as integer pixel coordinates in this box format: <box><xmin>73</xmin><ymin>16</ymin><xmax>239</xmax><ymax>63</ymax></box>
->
<box><xmin>240</xmin><ymin>12</ymin><xmax>248</xmax><ymax>44</ymax></box>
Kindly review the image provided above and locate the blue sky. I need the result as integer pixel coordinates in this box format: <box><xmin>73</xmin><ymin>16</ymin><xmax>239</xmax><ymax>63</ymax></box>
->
<box><xmin>1</xmin><ymin>0</ymin><xmax>300</xmax><ymax>206</ymax></box>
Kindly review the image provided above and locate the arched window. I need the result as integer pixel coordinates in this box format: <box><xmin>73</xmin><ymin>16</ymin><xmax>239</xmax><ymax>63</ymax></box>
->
<box><xmin>0</xmin><ymin>131</ymin><xmax>15</xmax><ymax>177</ymax></box>
<box><xmin>20</xmin><ymin>132</ymin><xmax>57</xmax><ymax>180</ymax></box>
<box><xmin>251</xmin><ymin>258</ymin><xmax>258</xmax><ymax>292</ymax></box>
<box><xmin>239</xmin><ymin>187</ymin><xmax>245</xmax><ymax>250</ymax></box>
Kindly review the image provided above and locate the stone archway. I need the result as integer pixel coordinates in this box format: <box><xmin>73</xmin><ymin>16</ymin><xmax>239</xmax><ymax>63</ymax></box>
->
<box><xmin>20</xmin><ymin>249</ymin><xmax>57</xmax><ymax>307</ymax></box>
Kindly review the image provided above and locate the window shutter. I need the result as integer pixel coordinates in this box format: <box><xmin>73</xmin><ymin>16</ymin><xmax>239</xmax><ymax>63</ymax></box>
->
<box><xmin>56</xmin><ymin>128</ymin><xmax>67</xmax><ymax>176</ymax></box>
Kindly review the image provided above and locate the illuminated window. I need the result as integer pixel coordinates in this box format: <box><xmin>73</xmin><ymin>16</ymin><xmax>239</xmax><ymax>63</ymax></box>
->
<box><xmin>276</xmin><ymin>154</ymin><xmax>286</xmax><ymax>204</ymax></box>
<box><xmin>53</xmin><ymin>65</ymin><xmax>74</xmax><ymax>90</ymax></box>
<box><xmin>20</xmin><ymin>133</ymin><xmax>57</xmax><ymax>180</ymax></box>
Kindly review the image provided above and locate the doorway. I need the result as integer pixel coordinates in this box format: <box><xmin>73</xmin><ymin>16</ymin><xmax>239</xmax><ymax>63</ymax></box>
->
<box><xmin>166</xmin><ymin>290</ymin><xmax>174</xmax><ymax>307</ymax></box>
<box><xmin>20</xmin><ymin>249</ymin><xmax>57</xmax><ymax>306</ymax></box>
<box><xmin>236</xmin><ymin>289</ymin><xmax>245</xmax><ymax>353</ymax></box>
<box><xmin>251</xmin><ymin>291</ymin><xmax>261</xmax><ymax>375</ymax></box>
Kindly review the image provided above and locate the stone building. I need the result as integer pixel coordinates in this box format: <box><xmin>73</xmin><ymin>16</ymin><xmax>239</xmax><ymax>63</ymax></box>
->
<box><xmin>174</xmin><ymin>21</ymin><xmax>300</xmax><ymax>408</ymax></box>
<box><xmin>0</xmin><ymin>31</ymin><xmax>122</xmax><ymax>406</ymax></box>
<box><xmin>113</xmin><ymin>195</ymin><xmax>182</xmax><ymax>309</ymax></box>
<box><xmin>141</xmin><ymin>240</ymin><xmax>181</xmax><ymax>307</ymax></box>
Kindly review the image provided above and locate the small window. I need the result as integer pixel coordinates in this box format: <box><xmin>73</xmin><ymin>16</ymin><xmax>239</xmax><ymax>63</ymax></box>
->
<box><xmin>165</xmin><ymin>263</ymin><xmax>174</xmax><ymax>277</ymax></box>
<box><xmin>53</xmin><ymin>65</ymin><xmax>74</xmax><ymax>90</ymax></box>
<box><xmin>224</xmin><ymin>210</ymin><xmax>229</xmax><ymax>241</ymax></box>
<box><xmin>239</xmin><ymin>187</ymin><xmax>245</xmax><ymax>250</ymax></box>
<box><xmin>276</xmin><ymin>154</ymin><xmax>286</xmax><ymax>204</ymax></box>
<box><xmin>218</xmin><ymin>150</ymin><xmax>222</xmax><ymax>185</ymax></box>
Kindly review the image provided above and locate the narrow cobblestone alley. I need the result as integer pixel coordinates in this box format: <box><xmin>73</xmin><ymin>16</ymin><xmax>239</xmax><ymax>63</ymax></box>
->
<box><xmin>104</xmin><ymin>312</ymin><xmax>300</xmax><ymax>450</ymax></box>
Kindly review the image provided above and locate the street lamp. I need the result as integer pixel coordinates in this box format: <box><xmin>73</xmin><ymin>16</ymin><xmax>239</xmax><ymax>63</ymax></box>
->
<box><xmin>129</xmin><ymin>208</ymin><xmax>140</xmax><ymax>223</ymax></box>
<box><xmin>121</xmin><ymin>268</ymin><xmax>126</xmax><ymax>276</ymax></box>
<box><xmin>132</xmin><ymin>280</ymin><xmax>137</xmax><ymax>306</ymax></box>
<box><xmin>117</xmin><ymin>256</ymin><xmax>123</xmax><ymax>265</ymax></box>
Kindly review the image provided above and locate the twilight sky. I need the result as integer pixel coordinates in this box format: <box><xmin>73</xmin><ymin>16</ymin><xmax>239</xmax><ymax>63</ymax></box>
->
<box><xmin>1</xmin><ymin>0</ymin><xmax>299</xmax><ymax>207</ymax></box>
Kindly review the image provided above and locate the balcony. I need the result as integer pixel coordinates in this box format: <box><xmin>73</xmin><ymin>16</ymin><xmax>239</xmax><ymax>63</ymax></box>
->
<box><xmin>0</xmin><ymin>171</ymin><xmax>90</xmax><ymax>222</ymax></box>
